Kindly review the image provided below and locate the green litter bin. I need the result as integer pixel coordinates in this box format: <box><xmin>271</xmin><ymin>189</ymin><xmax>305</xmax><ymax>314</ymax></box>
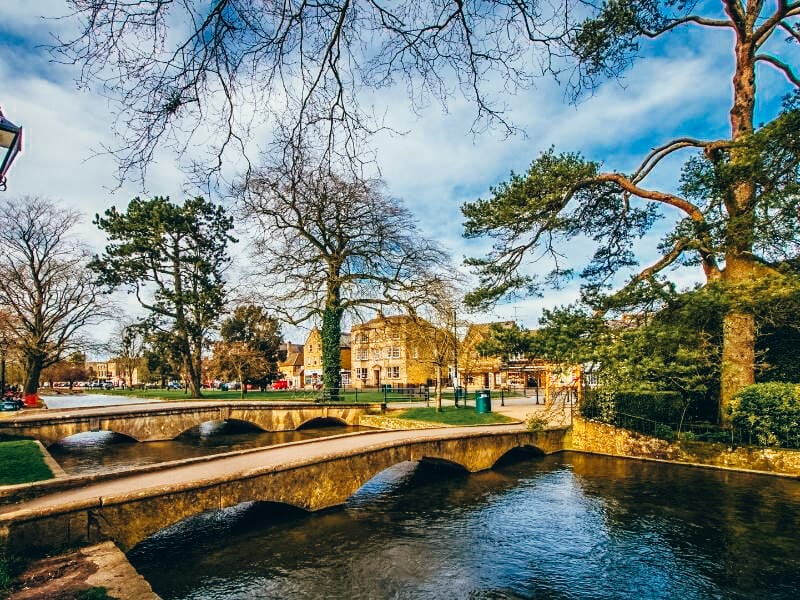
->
<box><xmin>476</xmin><ymin>389</ymin><xmax>492</xmax><ymax>413</ymax></box>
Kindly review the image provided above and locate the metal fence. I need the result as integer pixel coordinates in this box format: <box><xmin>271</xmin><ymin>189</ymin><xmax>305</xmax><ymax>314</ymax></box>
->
<box><xmin>581</xmin><ymin>403</ymin><xmax>800</xmax><ymax>449</ymax></box>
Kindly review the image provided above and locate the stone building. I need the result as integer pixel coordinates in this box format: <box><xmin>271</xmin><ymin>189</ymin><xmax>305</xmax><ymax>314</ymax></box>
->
<box><xmin>350</xmin><ymin>314</ymin><xmax>436</xmax><ymax>389</ymax></box>
<box><xmin>277</xmin><ymin>342</ymin><xmax>304</xmax><ymax>388</ymax></box>
<box><xmin>302</xmin><ymin>327</ymin><xmax>352</xmax><ymax>387</ymax></box>
<box><xmin>457</xmin><ymin>322</ymin><xmax>551</xmax><ymax>390</ymax></box>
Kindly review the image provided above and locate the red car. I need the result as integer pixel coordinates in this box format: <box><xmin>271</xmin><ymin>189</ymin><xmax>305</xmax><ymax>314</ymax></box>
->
<box><xmin>272</xmin><ymin>380</ymin><xmax>289</xmax><ymax>390</ymax></box>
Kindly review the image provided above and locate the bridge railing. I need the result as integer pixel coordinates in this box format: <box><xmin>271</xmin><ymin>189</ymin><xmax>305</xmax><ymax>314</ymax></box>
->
<box><xmin>304</xmin><ymin>386</ymin><xmax>431</xmax><ymax>405</ymax></box>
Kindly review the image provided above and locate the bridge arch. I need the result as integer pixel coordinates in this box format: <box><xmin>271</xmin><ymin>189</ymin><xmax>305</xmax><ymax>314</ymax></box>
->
<box><xmin>130</xmin><ymin>500</ymin><xmax>310</xmax><ymax>553</ymax></box>
<box><xmin>49</xmin><ymin>430</ymin><xmax>141</xmax><ymax>447</ymax></box>
<box><xmin>493</xmin><ymin>444</ymin><xmax>547</xmax><ymax>467</ymax></box>
<box><xmin>174</xmin><ymin>419</ymin><xmax>267</xmax><ymax>439</ymax></box>
<box><xmin>296</xmin><ymin>416</ymin><xmax>349</xmax><ymax>429</ymax></box>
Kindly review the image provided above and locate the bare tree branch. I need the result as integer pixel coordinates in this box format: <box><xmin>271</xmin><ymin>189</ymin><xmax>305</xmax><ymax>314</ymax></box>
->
<box><xmin>756</xmin><ymin>53</ymin><xmax>800</xmax><ymax>88</ymax></box>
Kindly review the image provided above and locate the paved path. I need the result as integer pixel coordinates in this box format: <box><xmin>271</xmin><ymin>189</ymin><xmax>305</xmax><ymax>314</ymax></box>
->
<box><xmin>0</xmin><ymin>424</ymin><xmax>528</xmax><ymax>518</ymax></box>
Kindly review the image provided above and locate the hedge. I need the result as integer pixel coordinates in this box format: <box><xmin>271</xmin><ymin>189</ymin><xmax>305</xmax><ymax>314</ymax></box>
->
<box><xmin>613</xmin><ymin>390</ymin><xmax>684</xmax><ymax>423</ymax></box>
<box><xmin>581</xmin><ymin>389</ymin><xmax>686</xmax><ymax>425</ymax></box>
<box><xmin>729</xmin><ymin>383</ymin><xmax>800</xmax><ymax>448</ymax></box>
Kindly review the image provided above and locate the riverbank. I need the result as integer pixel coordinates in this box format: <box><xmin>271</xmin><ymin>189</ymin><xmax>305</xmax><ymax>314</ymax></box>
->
<box><xmin>569</xmin><ymin>417</ymin><xmax>800</xmax><ymax>477</ymax></box>
<box><xmin>7</xmin><ymin>541</ymin><xmax>159</xmax><ymax>600</ymax></box>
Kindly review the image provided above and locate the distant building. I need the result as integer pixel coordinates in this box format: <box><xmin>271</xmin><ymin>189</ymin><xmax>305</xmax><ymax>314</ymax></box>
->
<box><xmin>277</xmin><ymin>345</ymin><xmax>304</xmax><ymax>388</ymax></box>
<box><xmin>302</xmin><ymin>327</ymin><xmax>352</xmax><ymax>387</ymax></box>
<box><xmin>457</xmin><ymin>322</ymin><xmax>550</xmax><ymax>390</ymax></box>
<box><xmin>84</xmin><ymin>359</ymin><xmax>140</xmax><ymax>386</ymax></box>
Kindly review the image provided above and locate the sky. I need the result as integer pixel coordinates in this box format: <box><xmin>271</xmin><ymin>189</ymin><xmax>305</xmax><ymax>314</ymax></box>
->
<box><xmin>0</xmin><ymin>1</ymin><xmax>796</xmax><ymax>353</ymax></box>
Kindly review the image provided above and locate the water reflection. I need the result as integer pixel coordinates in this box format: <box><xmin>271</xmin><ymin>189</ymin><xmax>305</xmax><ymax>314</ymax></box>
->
<box><xmin>42</xmin><ymin>393</ymin><xmax>160</xmax><ymax>409</ymax></box>
<box><xmin>129</xmin><ymin>453</ymin><xmax>800</xmax><ymax>600</ymax></box>
<box><xmin>49</xmin><ymin>421</ymin><xmax>365</xmax><ymax>476</ymax></box>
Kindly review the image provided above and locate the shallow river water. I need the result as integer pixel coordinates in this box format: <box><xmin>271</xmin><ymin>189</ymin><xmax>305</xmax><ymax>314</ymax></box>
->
<box><xmin>126</xmin><ymin>452</ymin><xmax>800</xmax><ymax>600</ymax></box>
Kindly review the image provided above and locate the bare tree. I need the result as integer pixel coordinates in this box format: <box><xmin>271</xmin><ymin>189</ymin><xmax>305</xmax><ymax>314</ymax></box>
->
<box><xmin>52</xmin><ymin>1</ymin><xmax>575</xmax><ymax>185</ymax></box>
<box><xmin>404</xmin><ymin>283</ymin><xmax>461</xmax><ymax>411</ymax></box>
<box><xmin>0</xmin><ymin>197</ymin><xmax>107</xmax><ymax>395</ymax></box>
<box><xmin>240</xmin><ymin>160</ymin><xmax>449</xmax><ymax>394</ymax></box>
<box><xmin>109</xmin><ymin>321</ymin><xmax>146</xmax><ymax>387</ymax></box>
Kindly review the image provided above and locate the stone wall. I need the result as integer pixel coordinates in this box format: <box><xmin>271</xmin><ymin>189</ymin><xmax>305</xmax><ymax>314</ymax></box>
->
<box><xmin>569</xmin><ymin>417</ymin><xmax>800</xmax><ymax>477</ymax></box>
<box><xmin>358</xmin><ymin>414</ymin><xmax>440</xmax><ymax>430</ymax></box>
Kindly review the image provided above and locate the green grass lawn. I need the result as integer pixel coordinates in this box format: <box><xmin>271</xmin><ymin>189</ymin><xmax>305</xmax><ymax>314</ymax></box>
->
<box><xmin>0</xmin><ymin>439</ymin><xmax>54</xmax><ymax>485</ymax></box>
<box><xmin>395</xmin><ymin>406</ymin><xmax>516</xmax><ymax>426</ymax></box>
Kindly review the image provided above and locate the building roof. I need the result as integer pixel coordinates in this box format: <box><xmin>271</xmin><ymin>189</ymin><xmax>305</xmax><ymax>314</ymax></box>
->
<box><xmin>279</xmin><ymin>352</ymin><xmax>304</xmax><ymax>367</ymax></box>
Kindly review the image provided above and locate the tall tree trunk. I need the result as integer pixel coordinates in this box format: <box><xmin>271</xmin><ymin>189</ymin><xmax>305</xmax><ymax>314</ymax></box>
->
<box><xmin>322</xmin><ymin>282</ymin><xmax>343</xmax><ymax>400</ymax></box>
<box><xmin>720</xmin><ymin>31</ymin><xmax>757</xmax><ymax>424</ymax></box>
<box><xmin>435</xmin><ymin>363</ymin><xmax>443</xmax><ymax>412</ymax></box>
<box><xmin>187</xmin><ymin>338</ymin><xmax>203</xmax><ymax>398</ymax></box>
<box><xmin>23</xmin><ymin>353</ymin><xmax>43</xmax><ymax>396</ymax></box>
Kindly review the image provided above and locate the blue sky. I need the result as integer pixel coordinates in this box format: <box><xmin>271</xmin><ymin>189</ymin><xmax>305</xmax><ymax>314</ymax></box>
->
<box><xmin>1</xmin><ymin>1</ymin><xmax>796</xmax><ymax>348</ymax></box>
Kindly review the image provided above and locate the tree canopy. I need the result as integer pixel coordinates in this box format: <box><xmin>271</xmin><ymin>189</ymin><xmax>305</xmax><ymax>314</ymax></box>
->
<box><xmin>462</xmin><ymin>1</ymin><xmax>800</xmax><ymax>421</ymax></box>
<box><xmin>214</xmin><ymin>304</ymin><xmax>283</xmax><ymax>392</ymax></box>
<box><xmin>91</xmin><ymin>196</ymin><xmax>235</xmax><ymax>397</ymax></box>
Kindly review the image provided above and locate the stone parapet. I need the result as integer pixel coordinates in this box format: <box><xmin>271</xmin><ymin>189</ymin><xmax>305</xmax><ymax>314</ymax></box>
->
<box><xmin>358</xmin><ymin>414</ymin><xmax>440</xmax><ymax>430</ymax></box>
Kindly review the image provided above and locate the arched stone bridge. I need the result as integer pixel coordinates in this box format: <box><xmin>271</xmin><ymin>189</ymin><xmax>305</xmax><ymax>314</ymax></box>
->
<box><xmin>0</xmin><ymin>401</ymin><xmax>383</xmax><ymax>446</ymax></box>
<box><xmin>0</xmin><ymin>425</ymin><xmax>569</xmax><ymax>556</ymax></box>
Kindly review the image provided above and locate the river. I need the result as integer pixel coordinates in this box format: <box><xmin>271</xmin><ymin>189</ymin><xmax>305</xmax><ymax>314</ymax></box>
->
<box><xmin>125</xmin><ymin>452</ymin><xmax>800</xmax><ymax>599</ymax></box>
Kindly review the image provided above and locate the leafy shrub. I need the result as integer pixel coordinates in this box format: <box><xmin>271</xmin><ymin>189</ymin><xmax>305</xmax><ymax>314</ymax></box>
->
<box><xmin>614</xmin><ymin>390</ymin><xmax>684</xmax><ymax>423</ymax></box>
<box><xmin>526</xmin><ymin>416</ymin><xmax>547</xmax><ymax>432</ymax></box>
<box><xmin>580</xmin><ymin>389</ymin><xmax>616</xmax><ymax>421</ymax></box>
<box><xmin>0</xmin><ymin>551</ymin><xmax>24</xmax><ymax>592</ymax></box>
<box><xmin>729</xmin><ymin>383</ymin><xmax>800</xmax><ymax>448</ymax></box>
<box><xmin>654</xmin><ymin>423</ymin><xmax>675</xmax><ymax>440</ymax></box>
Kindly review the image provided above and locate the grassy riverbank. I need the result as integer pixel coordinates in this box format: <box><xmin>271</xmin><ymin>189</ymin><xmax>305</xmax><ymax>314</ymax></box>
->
<box><xmin>49</xmin><ymin>388</ymin><xmax>480</xmax><ymax>404</ymax></box>
<box><xmin>0</xmin><ymin>439</ymin><xmax>53</xmax><ymax>485</ymax></box>
<box><xmin>396</xmin><ymin>406</ymin><xmax>516</xmax><ymax>425</ymax></box>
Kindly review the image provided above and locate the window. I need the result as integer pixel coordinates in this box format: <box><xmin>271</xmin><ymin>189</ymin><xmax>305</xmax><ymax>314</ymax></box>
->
<box><xmin>388</xmin><ymin>366</ymin><xmax>400</xmax><ymax>378</ymax></box>
<box><xmin>390</xmin><ymin>346</ymin><xmax>401</xmax><ymax>358</ymax></box>
<box><xmin>357</xmin><ymin>349</ymin><xmax>368</xmax><ymax>360</ymax></box>
<box><xmin>356</xmin><ymin>368</ymin><xmax>368</xmax><ymax>380</ymax></box>
<box><xmin>372</xmin><ymin>349</ymin><xmax>381</xmax><ymax>360</ymax></box>
<box><xmin>356</xmin><ymin>334</ymin><xmax>369</xmax><ymax>344</ymax></box>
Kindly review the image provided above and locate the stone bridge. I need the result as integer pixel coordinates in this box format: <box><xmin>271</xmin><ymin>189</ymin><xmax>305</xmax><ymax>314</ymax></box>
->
<box><xmin>0</xmin><ymin>401</ymin><xmax>383</xmax><ymax>446</ymax></box>
<box><xmin>0</xmin><ymin>425</ymin><xmax>569</xmax><ymax>556</ymax></box>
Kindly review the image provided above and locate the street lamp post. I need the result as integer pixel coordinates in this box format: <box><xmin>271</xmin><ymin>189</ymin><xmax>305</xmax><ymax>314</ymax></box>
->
<box><xmin>0</xmin><ymin>107</ymin><xmax>23</xmax><ymax>192</ymax></box>
<box><xmin>452</xmin><ymin>307</ymin><xmax>459</xmax><ymax>407</ymax></box>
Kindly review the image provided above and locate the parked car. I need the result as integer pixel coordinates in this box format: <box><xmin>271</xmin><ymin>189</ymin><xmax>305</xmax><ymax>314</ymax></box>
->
<box><xmin>1</xmin><ymin>399</ymin><xmax>21</xmax><ymax>411</ymax></box>
<box><xmin>167</xmin><ymin>381</ymin><xmax>183</xmax><ymax>390</ymax></box>
<box><xmin>272</xmin><ymin>380</ymin><xmax>289</xmax><ymax>390</ymax></box>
